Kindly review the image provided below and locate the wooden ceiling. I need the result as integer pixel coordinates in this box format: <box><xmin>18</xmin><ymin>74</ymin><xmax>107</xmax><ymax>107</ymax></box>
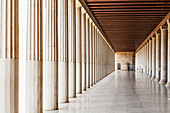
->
<box><xmin>85</xmin><ymin>0</ymin><xmax>170</xmax><ymax>52</ymax></box>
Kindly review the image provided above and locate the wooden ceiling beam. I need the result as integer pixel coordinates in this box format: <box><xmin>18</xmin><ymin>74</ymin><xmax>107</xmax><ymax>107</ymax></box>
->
<box><xmin>89</xmin><ymin>6</ymin><xmax>170</xmax><ymax>9</ymax></box>
<box><xmin>85</xmin><ymin>0</ymin><xmax>170</xmax><ymax>52</ymax></box>
<box><xmin>136</xmin><ymin>12</ymin><xmax>170</xmax><ymax>52</ymax></box>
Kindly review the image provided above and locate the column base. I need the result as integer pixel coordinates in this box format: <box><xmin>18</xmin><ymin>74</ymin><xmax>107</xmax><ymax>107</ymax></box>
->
<box><xmin>148</xmin><ymin>75</ymin><xmax>152</xmax><ymax>79</ymax></box>
<box><xmin>145</xmin><ymin>74</ymin><xmax>149</xmax><ymax>77</ymax></box>
<box><xmin>43</xmin><ymin>110</ymin><xmax>58</xmax><ymax>113</ymax></box>
<box><xmin>154</xmin><ymin>77</ymin><xmax>159</xmax><ymax>82</ymax></box>
<box><xmin>151</xmin><ymin>76</ymin><xmax>155</xmax><ymax>80</ymax></box>
<box><xmin>165</xmin><ymin>82</ymin><xmax>170</xmax><ymax>87</ymax></box>
<box><xmin>143</xmin><ymin>73</ymin><xmax>147</xmax><ymax>77</ymax></box>
<box><xmin>159</xmin><ymin>79</ymin><xmax>166</xmax><ymax>85</ymax></box>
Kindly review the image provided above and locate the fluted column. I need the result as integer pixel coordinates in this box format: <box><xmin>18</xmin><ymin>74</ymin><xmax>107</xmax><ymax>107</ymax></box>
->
<box><xmin>76</xmin><ymin>4</ymin><xmax>82</xmax><ymax>94</ymax></box>
<box><xmin>93</xmin><ymin>26</ymin><xmax>96</xmax><ymax>84</ymax></box>
<box><xmin>151</xmin><ymin>36</ymin><xmax>156</xmax><ymax>80</ymax></box>
<box><xmin>0</xmin><ymin>0</ymin><xmax>19</xmax><ymax>112</ymax></box>
<box><xmin>90</xmin><ymin>21</ymin><xmax>94</xmax><ymax>86</ymax></box>
<box><xmin>143</xmin><ymin>45</ymin><xmax>145</xmax><ymax>74</ymax></box>
<box><xmin>155</xmin><ymin>31</ymin><xmax>161</xmax><ymax>82</ymax></box>
<box><xmin>148</xmin><ymin>39</ymin><xmax>152</xmax><ymax>78</ymax></box>
<box><xmin>43</xmin><ymin>0</ymin><xmax>58</xmax><ymax>111</ymax></box>
<box><xmin>25</xmin><ymin>0</ymin><xmax>43</xmax><ymax>112</ymax></box>
<box><xmin>86</xmin><ymin>16</ymin><xmax>90</xmax><ymax>88</ymax></box>
<box><xmin>58</xmin><ymin>0</ymin><xmax>69</xmax><ymax>103</ymax></box>
<box><xmin>92</xmin><ymin>24</ymin><xmax>95</xmax><ymax>85</ymax></box>
<box><xmin>68</xmin><ymin>0</ymin><xmax>76</xmax><ymax>98</ymax></box>
<box><xmin>96</xmin><ymin>30</ymin><xmax>99</xmax><ymax>83</ymax></box>
<box><xmin>98</xmin><ymin>34</ymin><xmax>101</xmax><ymax>81</ymax></box>
<box><xmin>81</xmin><ymin>10</ymin><xmax>86</xmax><ymax>91</ymax></box>
<box><xmin>159</xmin><ymin>26</ymin><xmax>168</xmax><ymax>84</ymax></box>
<box><xmin>166</xmin><ymin>20</ymin><xmax>170</xmax><ymax>87</ymax></box>
<box><xmin>147</xmin><ymin>41</ymin><xmax>149</xmax><ymax>76</ymax></box>
<box><xmin>145</xmin><ymin>43</ymin><xmax>147</xmax><ymax>75</ymax></box>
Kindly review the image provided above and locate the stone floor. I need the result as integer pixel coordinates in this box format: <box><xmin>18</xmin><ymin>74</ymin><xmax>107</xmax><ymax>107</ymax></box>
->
<box><xmin>45</xmin><ymin>71</ymin><xmax>170</xmax><ymax>113</ymax></box>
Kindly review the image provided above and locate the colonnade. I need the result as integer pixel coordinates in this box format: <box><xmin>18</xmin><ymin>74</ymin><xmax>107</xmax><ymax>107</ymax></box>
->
<box><xmin>0</xmin><ymin>0</ymin><xmax>115</xmax><ymax>113</ymax></box>
<box><xmin>136</xmin><ymin>18</ymin><xmax>170</xmax><ymax>87</ymax></box>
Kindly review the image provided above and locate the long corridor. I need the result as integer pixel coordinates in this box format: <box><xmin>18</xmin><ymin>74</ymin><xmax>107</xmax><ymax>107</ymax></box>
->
<box><xmin>50</xmin><ymin>71</ymin><xmax>170</xmax><ymax>113</ymax></box>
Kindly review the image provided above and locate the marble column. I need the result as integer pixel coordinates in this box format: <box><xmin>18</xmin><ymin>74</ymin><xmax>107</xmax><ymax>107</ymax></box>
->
<box><xmin>86</xmin><ymin>16</ymin><xmax>90</xmax><ymax>88</ymax></box>
<box><xmin>96</xmin><ymin>29</ymin><xmax>99</xmax><ymax>83</ymax></box>
<box><xmin>145</xmin><ymin>43</ymin><xmax>147</xmax><ymax>75</ymax></box>
<box><xmin>166</xmin><ymin>19</ymin><xmax>170</xmax><ymax>87</ymax></box>
<box><xmin>93</xmin><ymin>26</ymin><xmax>96</xmax><ymax>84</ymax></box>
<box><xmin>0</xmin><ymin>0</ymin><xmax>19</xmax><ymax>112</ymax></box>
<box><xmin>147</xmin><ymin>41</ymin><xmax>149</xmax><ymax>76</ymax></box>
<box><xmin>90</xmin><ymin>21</ymin><xmax>94</xmax><ymax>86</ymax></box>
<box><xmin>68</xmin><ymin>0</ymin><xmax>76</xmax><ymax>98</ymax></box>
<box><xmin>43</xmin><ymin>0</ymin><xmax>58</xmax><ymax>111</ymax></box>
<box><xmin>98</xmin><ymin>33</ymin><xmax>101</xmax><ymax>81</ymax></box>
<box><xmin>76</xmin><ymin>4</ymin><xmax>82</xmax><ymax>94</ymax></box>
<box><xmin>155</xmin><ymin>31</ymin><xmax>161</xmax><ymax>82</ymax></box>
<box><xmin>143</xmin><ymin>45</ymin><xmax>145</xmax><ymax>74</ymax></box>
<box><xmin>151</xmin><ymin>36</ymin><xmax>156</xmax><ymax>80</ymax></box>
<box><xmin>149</xmin><ymin>39</ymin><xmax>152</xmax><ymax>78</ymax></box>
<box><xmin>26</xmin><ymin>0</ymin><xmax>43</xmax><ymax>112</ymax></box>
<box><xmin>81</xmin><ymin>10</ymin><xmax>86</xmax><ymax>91</ymax></box>
<box><xmin>58</xmin><ymin>0</ymin><xmax>69</xmax><ymax>103</ymax></box>
<box><xmin>159</xmin><ymin>26</ymin><xmax>168</xmax><ymax>84</ymax></box>
<box><xmin>144</xmin><ymin>43</ymin><xmax>147</xmax><ymax>76</ymax></box>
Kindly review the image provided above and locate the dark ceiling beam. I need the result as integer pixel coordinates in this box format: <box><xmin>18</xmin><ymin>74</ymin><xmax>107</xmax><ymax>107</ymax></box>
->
<box><xmin>87</xmin><ymin>3</ymin><xmax>170</xmax><ymax>6</ymax></box>
<box><xmin>94</xmin><ymin>13</ymin><xmax>166</xmax><ymax>16</ymax></box>
<box><xmin>93</xmin><ymin>11</ymin><xmax>170</xmax><ymax>14</ymax></box>
<box><xmin>85</xmin><ymin>0</ymin><xmax>170</xmax><ymax>52</ymax></box>
<box><xmin>136</xmin><ymin>12</ymin><xmax>170</xmax><ymax>52</ymax></box>
<box><xmin>86</xmin><ymin>0</ymin><xmax>170</xmax><ymax>3</ymax></box>
<box><xmin>89</xmin><ymin>6</ymin><xmax>170</xmax><ymax>8</ymax></box>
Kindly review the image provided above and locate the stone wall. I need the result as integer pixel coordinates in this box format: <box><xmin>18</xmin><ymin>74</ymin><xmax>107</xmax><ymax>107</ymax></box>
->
<box><xmin>115</xmin><ymin>52</ymin><xmax>135</xmax><ymax>71</ymax></box>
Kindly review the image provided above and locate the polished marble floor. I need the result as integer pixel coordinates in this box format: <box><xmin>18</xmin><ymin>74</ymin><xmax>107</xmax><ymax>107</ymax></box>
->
<box><xmin>46</xmin><ymin>71</ymin><xmax>170</xmax><ymax>113</ymax></box>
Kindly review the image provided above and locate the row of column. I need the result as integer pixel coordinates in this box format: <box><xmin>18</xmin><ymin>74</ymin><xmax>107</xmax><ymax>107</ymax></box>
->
<box><xmin>0</xmin><ymin>0</ymin><xmax>115</xmax><ymax>113</ymax></box>
<box><xmin>136</xmin><ymin>19</ymin><xmax>170</xmax><ymax>87</ymax></box>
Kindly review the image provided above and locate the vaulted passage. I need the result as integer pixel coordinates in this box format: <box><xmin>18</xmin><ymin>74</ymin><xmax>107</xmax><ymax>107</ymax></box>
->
<box><xmin>0</xmin><ymin>0</ymin><xmax>170</xmax><ymax>113</ymax></box>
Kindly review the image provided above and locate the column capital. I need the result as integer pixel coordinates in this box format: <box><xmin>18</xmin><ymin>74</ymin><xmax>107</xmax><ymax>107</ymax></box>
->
<box><xmin>149</xmin><ymin>37</ymin><xmax>152</xmax><ymax>40</ymax></box>
<box><xmin>160</xmin><ymin>26</ymin><xmax>168</xmax><ymax>30</ymax></box>
<box><xmin>152</xmin><ymin>34</ymin><xmax>156</xmax><ymax>39</ymax></box>
<box><xmin>167</xmin><ymin>19</ymin><xmax>170</xmax><ymax>25</ymax></box>
<box><xmin>76</xmin><ymin>0</ymin><xmax>81</xmax><ymax>7</ymax></box>
<box><xmin>86</xmin><ymin>14</ymin><xmax>90</xmax><ymax>18</ymax></box>
<box><xmin>155</xmin><ymin>30</ymin><xmax>161</xmax><ymax>34</ymax></box>
<box><xmin>82</xmin><ymin>7</ymin><xmax>86</xmax><ymax>13</ymax></box>
<box><xmin>90</xmin><ymin>18</ymin><xmax>93</xmax><ymax>23</ymax></box>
